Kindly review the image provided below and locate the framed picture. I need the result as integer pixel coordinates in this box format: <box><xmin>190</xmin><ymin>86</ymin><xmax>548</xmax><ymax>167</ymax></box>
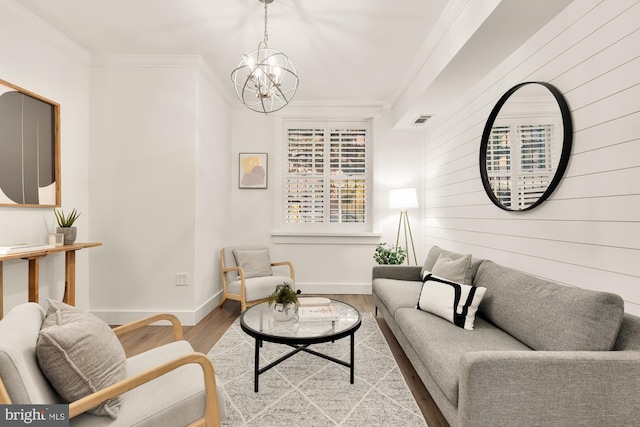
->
<box><xmin>0</xmin><ymin>79</ymin><xmax>60</xmax><ymax>207</ymax></box>
<box><xmin>239</xmin><ymin>152</ymin><xmax>268</xmax><ymax>189</ymax></box>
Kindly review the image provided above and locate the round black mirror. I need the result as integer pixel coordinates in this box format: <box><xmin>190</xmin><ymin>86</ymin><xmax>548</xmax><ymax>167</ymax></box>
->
<box><xmin>480</xmin><ymin>82</ymin><xmax>572</xmax><ymax>211</ymax></box>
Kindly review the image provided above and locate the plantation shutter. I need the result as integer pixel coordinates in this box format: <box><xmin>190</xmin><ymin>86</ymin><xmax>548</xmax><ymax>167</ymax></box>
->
<box><xmin>487</xmin><ymin>120</ymin><xmax>555</xmax><ymax>209</ymax></box>
<box><xmin>516</xmin><ymin>123</ymin><xmax>554</xmax><ymax>209</ymax></box>
<box><xmin>486</xmin><ymin>125</ymin><xmax>512</xmax><ymax>208</ymax></box>
<box><xmin>285</xmin><ymin>121</ymin><xmax>370</xmax><ymax>230</ymax></box>
<box><xmin>329</xmin><ymin>127</ymin><xmax>368</xmax><ymax>223</ymax></box>
<box><xmin>286</xmin><ymin>127</ymin><xmax>325</xmax><ymax>223</ymax></box>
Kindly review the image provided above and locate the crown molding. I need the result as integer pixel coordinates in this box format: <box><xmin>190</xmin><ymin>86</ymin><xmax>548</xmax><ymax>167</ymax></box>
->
<box><xmin>2</xmin><ymin>0</ymin><xmax>90</xmax><ymax>65</ymax></box>
<box><xmin>90</xmin><ymin>54</ymin><xmax>236</xmax><ymax>108</ymax></box>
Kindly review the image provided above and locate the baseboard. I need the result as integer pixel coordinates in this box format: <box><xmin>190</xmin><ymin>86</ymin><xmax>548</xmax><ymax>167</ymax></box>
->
<box><xmin>296</xmin><ymin>282</ymin><xmax>371</xmax><ymax>295</ymax></box>
<box><xmin>91</xmin><ymin>291</ymin><xmax>223</xmax><ymax>327</ymax></box>
<box><xmin>91</xmin><ymin>284</ymin><xmax>370</xmax><ymax>326</ymax></box>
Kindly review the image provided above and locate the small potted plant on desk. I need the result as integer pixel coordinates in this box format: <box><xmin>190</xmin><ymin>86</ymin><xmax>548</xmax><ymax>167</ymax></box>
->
<box><xmin>267</xmin><ymin>283</ymin><xmax>298</xmax><ymax>321</ymax></box>
<box><xmin>54</xmin><ymin>208</ymin><xmax>81</xmax><ymax>245</ymax></box>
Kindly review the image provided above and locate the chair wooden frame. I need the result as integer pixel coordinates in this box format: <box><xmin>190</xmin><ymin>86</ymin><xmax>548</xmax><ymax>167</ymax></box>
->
<box><xmin>0</xmin><ymin>313</ymin><xmax>221</xmax><ymax>427</ymax></box>
<box><xmin>219</xmin><ymin>249</ymin><xmax>295</xmax><ymax>312</ymax></box>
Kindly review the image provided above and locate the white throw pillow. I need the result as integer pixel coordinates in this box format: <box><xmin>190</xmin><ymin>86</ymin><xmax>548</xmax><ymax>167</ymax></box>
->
<box><xmin>417</xmin><ymin>274</ymin><xmax>487</xmax><ymax>330</ymax></box>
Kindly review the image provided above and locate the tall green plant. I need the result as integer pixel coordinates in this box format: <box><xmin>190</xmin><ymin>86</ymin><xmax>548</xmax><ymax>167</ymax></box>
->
<box><xmin>373</xmin><ymin>243</ymin><xmax>407</xmax><ymax>265</ymax></box>
<box><xmin>54</xmin><ymin>208</ymin><xmax>81</xmax><ymax>227</ymax></box>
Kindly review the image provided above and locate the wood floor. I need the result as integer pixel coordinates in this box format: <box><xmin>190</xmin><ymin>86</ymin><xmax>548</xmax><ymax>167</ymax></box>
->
<box><xmin>117</xmin><ymin>294</ymin><xmax>450</xmax><ymax>427</ymax></box>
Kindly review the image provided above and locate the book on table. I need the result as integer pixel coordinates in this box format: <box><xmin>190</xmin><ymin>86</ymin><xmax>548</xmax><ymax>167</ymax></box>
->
<box><xmin>0</xmin><ymin>243</ymin><xmax>56</xmax><ymax>255</ymax></box>
<box><xmin>298</xmin><ymin>305</ymin><xmax>338</xmax><ymax>322</ymax></box>
<box><xmin>297</xmin><ymin>297</ymin><xmax>331</xmax><ymax>307</ymax></box>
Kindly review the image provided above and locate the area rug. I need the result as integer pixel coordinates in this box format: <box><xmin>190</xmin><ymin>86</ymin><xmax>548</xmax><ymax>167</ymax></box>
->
<box><xmin>207</xmin><ymin>312</ymin><xmax>428</xmax><ymax>427</ymax></box>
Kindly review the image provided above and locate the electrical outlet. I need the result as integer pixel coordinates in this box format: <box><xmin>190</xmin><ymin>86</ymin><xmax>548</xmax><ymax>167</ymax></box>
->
<box><xmin>175</xmin><ymin>273</ymin><xmax>189</xmax><ymax>286</ymax></box>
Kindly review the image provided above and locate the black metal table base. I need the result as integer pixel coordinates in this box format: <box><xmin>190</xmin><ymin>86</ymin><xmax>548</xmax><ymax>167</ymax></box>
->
<box><xmin>253</xmin><ymin>332</ymin><xmax>356</xmax><ymax>392</ymax></box>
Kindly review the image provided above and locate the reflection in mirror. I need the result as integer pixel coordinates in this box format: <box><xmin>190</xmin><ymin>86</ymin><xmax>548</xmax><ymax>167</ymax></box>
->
<box><xmin>480</xmin><ymin>82</ymin><xmax>572</xmax><ymax>211</ymax></box>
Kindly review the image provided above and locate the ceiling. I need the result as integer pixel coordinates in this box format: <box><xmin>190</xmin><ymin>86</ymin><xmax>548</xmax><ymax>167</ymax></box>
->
<box><xmin>13</xmin><ymin>0</ymin><xmax>574</xmax><ymax>126</ymax></box>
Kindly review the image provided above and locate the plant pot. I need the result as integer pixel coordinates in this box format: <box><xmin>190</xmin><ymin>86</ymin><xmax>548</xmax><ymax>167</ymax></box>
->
<box><xmin>57</xmin><ymin>227</ymin><xmax>77</xmax><ymax>245</ymax></box>
<box><xmin>272</xmin><ymin>303</ymin><xmax>296</xmax><ymax>321</ymax></box>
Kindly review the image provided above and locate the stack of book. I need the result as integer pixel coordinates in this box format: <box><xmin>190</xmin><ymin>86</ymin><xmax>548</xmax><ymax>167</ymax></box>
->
<box><xmin>0</xmin><ymin>243</ymin><xmax>55</xmax><ymax>255</ymax></box>
<box><xmin>297</xmin><ymin>297</ymin><xmax>338</xmax><ymax>322</ymax></box>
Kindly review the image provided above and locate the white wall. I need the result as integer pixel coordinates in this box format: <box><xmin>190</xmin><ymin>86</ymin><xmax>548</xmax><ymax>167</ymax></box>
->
<box><xmin>0</xmin><ymin>0</ymin><xmax>92</xmax><ymax>311</ymax></box>
<box><xmin>422</xmin><ymin>0</ymin><xmax>640</xmax><ymax>314</ymax></box>
<box><xmin>89</xmin><ymin>57</ymin><xmax>232</xmax><ymax>325</ymax></box>
<box><xmin>194</xmin><ymin>70</ymin><xmax>233</xmax><ymax>315</ymax></box>
<box><xmin>228</xmin><ymin>107</ymin><xmax>424</xmax><ymax>294</ymax></box>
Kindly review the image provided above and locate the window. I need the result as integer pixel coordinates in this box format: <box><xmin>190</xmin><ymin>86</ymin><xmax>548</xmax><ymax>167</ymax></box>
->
<box><xmin>283</xmin><ymin>121</ymin><xmax>371</xmax><ymax>232</ymax></box>
<box><xmin>486</xmin><ymin>119</ymin><xmax>557</xmax><ymax>209</ymax></box>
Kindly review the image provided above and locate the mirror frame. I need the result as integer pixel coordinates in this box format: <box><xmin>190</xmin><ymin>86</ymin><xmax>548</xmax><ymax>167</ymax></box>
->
<box><xmin>479</xmin><ymin>81</ymin><xmax>573</xmax><ymax>211</ymax></box>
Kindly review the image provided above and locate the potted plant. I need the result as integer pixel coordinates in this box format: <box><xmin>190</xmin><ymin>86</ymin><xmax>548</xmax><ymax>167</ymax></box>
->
<box><xmin>267</xmin><ymin>283</ymin><xmax>298</xmax><ymax>321</ymax></box>
<box><xmin>54</xmin><ymin>208</ymin><xmax>81</xmax><ymax>245</ymax></box>
<box><xmin>373</xmin><ymin>243</ymin><xmax>407</xmax><ymax>265</ymax></box>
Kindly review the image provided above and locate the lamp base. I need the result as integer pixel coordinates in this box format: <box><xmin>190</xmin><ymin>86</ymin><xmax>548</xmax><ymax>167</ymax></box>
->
<box><xmin>395</xmin><ymin>211</ymin><xmax>417</xmax><ymax>265</ymax></box>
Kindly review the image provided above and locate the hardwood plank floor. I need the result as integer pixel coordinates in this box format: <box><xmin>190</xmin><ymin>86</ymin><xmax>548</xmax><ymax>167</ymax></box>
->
<box><xmin>117</xmin><ymin>294</ymin><xmax>450</xmax><ymax>427</ymax></box>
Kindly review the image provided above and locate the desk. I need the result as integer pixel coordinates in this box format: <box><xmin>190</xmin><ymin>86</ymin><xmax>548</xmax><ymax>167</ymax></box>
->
<box><xmin>0</xmin><ymin>242</ymin><xmax>102</xmax><ymax>318</ymax></box>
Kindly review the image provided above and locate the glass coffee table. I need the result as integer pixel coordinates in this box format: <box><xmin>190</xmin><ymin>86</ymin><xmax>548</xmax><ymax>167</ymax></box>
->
<box><xmin>240</xmin><ymin>299</ymin><xmax>361</xmax><ymax>392</ymax></box>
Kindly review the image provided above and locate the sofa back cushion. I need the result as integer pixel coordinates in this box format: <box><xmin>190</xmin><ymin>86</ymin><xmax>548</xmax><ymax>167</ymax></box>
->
<box><xmin>421</xmin><ymin>246</ymin><xmax>484</xmax><ymax>286</ymax></box>
<box><xmin>475</xmin><ymin>260</ymin><xmax>624</xmax><ymax>351</ymax></box>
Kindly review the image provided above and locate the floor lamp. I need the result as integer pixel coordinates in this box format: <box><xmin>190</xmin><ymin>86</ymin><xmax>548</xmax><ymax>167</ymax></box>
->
<box><xmin>389</xmin><ymin>188</ymin><xmax>418</xmax><ymax>265</ymax></box>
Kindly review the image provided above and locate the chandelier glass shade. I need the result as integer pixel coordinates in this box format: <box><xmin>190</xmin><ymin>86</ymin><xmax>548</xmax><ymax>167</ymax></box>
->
<box><xmin>231</xmin><ymin>0</ymin><xmax>298</xmax><ymax>114</ymax></box>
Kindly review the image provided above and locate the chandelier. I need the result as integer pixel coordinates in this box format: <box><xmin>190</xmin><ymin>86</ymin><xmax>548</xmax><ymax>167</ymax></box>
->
<box><xmin>231</xmin><ymin>0</ymin><xmax>299</xmax><ymax>114</ymax></box>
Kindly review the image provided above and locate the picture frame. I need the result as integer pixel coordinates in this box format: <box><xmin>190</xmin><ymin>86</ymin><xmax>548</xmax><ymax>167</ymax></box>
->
<box><xmin>0</xmin><ymin>79</ymin><xmax>61</xmax><ymax>207</ymax></box>
<box><xmin>239</xmin><ymin>152</ymin><xmax>268</xmax><ymax>189</ymax></box>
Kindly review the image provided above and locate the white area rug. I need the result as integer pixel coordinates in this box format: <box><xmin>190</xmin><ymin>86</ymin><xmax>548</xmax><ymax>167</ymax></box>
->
<box><xmin>208</xmin><ymin>312</ymin><xmax>428</xmax><ymax>427</ymax></box>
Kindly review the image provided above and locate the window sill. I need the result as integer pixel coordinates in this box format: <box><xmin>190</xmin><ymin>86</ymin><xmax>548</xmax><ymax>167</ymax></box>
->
<box><xmin>271</xmin><ymin>232</ymin><xmax>382</xmax><ymax>245</ymax></box>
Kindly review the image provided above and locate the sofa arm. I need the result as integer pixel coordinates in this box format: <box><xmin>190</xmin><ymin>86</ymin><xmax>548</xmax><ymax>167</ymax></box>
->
<box><xmin>372</xmin><ymin>265</ymin><xmax>422</xmax><ymax>281</ymax></box>
<box><xmin>458</xmin><ymin>350</ymin><xmax>640</xmax><ymax>427</ymax></box>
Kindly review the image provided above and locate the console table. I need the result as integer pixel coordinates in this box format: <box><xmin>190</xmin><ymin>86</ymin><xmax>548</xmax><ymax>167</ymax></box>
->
<box><xmin>0</xmin><ymin>242</ymin><xmax>102</xmax><ymax>318</ymax></box>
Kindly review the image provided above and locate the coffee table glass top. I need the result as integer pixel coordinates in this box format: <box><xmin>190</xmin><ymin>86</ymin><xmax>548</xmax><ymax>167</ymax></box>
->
<box><xmin>241</xmin><ymin>299</ymin><xmax>361</xmax><ymax>342</ymax></box>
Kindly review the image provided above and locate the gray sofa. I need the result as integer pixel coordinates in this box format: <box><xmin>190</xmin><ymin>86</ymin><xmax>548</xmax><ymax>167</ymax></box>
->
<box><xmin>372</xmin><ymin>246</ymin><xmax>640</xmax><ymax>427</ymax></box>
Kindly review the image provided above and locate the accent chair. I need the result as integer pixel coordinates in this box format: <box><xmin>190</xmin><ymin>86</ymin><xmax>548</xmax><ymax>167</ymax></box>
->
<box><xmin>219</xmin><ymin>246</ymin><xmax>295</xmax><ymax>311</ymax></box>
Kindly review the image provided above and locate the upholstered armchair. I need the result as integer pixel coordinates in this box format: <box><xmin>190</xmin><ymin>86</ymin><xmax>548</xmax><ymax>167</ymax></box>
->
<box><xmin>0</xmin><ymin>301</ymin><xmax>225</xmax><ymax>426</ymax></box>
<box><xmin>219</xmin><ymin>246</ymin><xmax>295</xmax><ymax>311</ymax></box>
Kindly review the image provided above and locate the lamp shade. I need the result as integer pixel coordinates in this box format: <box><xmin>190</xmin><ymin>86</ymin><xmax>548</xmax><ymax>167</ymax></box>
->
<box><xmin>389</xmin><ymin>188</ymin><xmax>419</xmax><ymax>210</ymax></box>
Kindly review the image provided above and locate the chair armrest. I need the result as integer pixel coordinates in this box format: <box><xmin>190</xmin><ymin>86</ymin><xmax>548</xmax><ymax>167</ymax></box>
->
<box><xmin>222</xmin><ymin>265</ymin><xmax>241</xmax><ymax>274</ymax></box>
<box><xmin>0</xmin><ymin>378</ymin><xmax>10</xmax><ymax>404</ymax></box>
<box><xmin>112</xmin><ymin>313</ymin><xmax>183</xmax><ymax>341</ymax></box>
<box><xmin>271</xmin><ymin>261</ymin><xmax>295</xmax><ymax>283</ymax></box>
<box><xmin>372</xmin><ymin>265</ymin><xmax>422</xmax><ymax>281</ymax></box>
<box><xmin>69</xmin><ymin>352</ymin><xmax>221</xmax><ymax>427</ymax></box>
<box><xmin>458</xmin><ymin>350</ymin><xmax>640</xmax><ymax>427</ymax></box>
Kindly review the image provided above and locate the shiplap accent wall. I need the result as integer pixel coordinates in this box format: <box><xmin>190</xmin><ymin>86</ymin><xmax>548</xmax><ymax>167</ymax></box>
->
<box><xmin>422</xmin><ymin>0</ymin><xmax>640</xmax><ymax>315</ymax></box>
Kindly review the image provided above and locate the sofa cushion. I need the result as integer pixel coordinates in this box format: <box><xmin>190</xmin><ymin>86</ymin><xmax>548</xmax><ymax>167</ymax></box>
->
<box><xmin>395</xmin><ymin>308</ymin><xmax>531</xmax><ymax>406</ymax></box>
<box><xmin>475</xmin><ymin>260</ymin><xmax>625</xmax><ymax>351</ymax></box>
<box><xmin>233</xmin><ymin>248</ymin><xmax>273</xmax><ymax>279</ymax></box>
<box><xmin>417</xmin><ymin>275</ymin><xmax>487</xmax><ymax>330</ymax></box>
<box><xmin>430</xmin><ymin>253</ymin><xmax>472</xmax><ymax>284</ymax></box>
<box><xmin>36</xmin><ymin>300</ymin><xmax>127</xmax><ymax>418</ymax></box>
<box><xmin>372</xmin><ymin>278</ymin><xmax>423</xmax><ymax>317</ymax></box>
<box><xmin>421</xmin><ymin>246</ymin><xmax>483</xmax><ymax>286</ymax></box>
